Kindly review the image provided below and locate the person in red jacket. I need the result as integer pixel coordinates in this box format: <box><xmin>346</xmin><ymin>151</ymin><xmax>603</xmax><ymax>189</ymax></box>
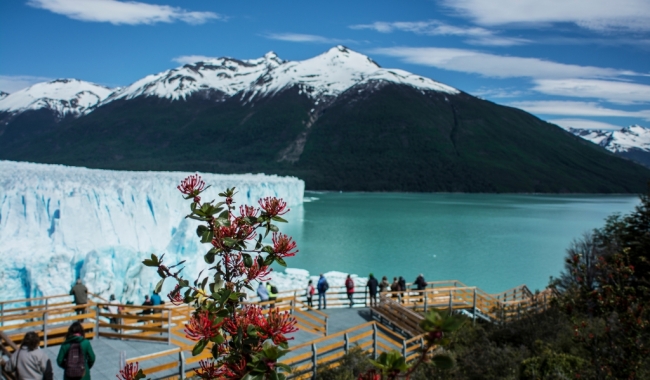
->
<box><xmin>345</xmin><ymin>275</ymin><xmax>355</xmax><ymax>308</ymax></box>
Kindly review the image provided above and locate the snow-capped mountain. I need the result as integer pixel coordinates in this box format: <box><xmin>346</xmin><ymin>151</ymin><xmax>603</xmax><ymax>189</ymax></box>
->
<box><xmin>0</xmin><ymin>79</ymin><xmax>113</xmax><ymax>119</ymax></box>
<box><xmin>103</xmin><ymin>46</ymin><xmax>458</xmax><ymax>105</ymax></box>
<box><xmin>567</xmin><ymin>125</ymin><xmax>650</xmax><ymax>153</ymax></box>
<box><xmin>0</xmin><ymin>160</ymin><xmax>304</xmax><ymax>304</ymax></box>
<box><xmin>0</xmin><ymin>91</ymin><xmax>8</xmax><ymax>101</ymax></box>
<box><xmin>566</xmin><ymin>125</ymin><xmax>650</xmax><ymax>168</ymax></box>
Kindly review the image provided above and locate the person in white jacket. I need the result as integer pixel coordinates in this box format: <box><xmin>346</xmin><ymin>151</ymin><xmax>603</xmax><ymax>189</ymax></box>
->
<box><xmin>4</xmin><ymin>331</ymin><xmax>52</xmax><ymax>380</ymax></box>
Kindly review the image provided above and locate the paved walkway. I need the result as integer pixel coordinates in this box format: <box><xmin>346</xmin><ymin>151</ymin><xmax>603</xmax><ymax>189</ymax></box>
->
<box><xmin>38</xmin><ymin>307</ymin><xmax>377</xmax><ymax>380</ymax></box>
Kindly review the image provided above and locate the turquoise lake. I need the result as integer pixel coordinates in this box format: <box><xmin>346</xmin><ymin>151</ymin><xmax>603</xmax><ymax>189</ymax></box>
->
<box><xmin>278</xmin><ymin>192</ymin><xmax>640</xmax><ymax>293</ymax></box>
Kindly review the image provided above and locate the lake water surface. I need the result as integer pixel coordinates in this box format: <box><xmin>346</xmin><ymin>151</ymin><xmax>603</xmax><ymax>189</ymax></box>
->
<box><xmin>279</xmin><ymin>192</ymin><xmax>639</xmax><ymax>293</ymax></box>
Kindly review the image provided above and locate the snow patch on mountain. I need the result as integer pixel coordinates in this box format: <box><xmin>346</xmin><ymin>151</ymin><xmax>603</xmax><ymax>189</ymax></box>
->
<box><xmin>102</xmin><ymin>46</ymin><xmax>459</xmax><ymax>105</ymax></box>
<box><xmin>0</xmin><ymin>160</ymin><xmax>304</xmax><ymax>304</ymax></box>
<box><xmin>567</xmin><ymin>125</ymin><xmax>650</xmax><ymax>153</ymax></box>
<box><xmin>0</xmin><ymin>91</ymin><xmax>8</xmax><ymax>101</ymax></box>
<box><xmin>0</xmin><ymin>79</ymin><xmax>113</xmax><ymax>118</ymax></box>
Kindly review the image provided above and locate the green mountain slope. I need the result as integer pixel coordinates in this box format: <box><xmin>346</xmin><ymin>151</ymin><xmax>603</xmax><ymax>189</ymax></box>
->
<box><xmin>1</xmin><ymin>83</ymin><xmax>648</xmax><ymax>193</ymax></box>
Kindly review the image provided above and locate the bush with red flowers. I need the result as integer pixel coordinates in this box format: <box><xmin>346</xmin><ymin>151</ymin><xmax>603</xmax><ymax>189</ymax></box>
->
<box><xmin>134</xmin><ymin>177</ymin><xmax>299</xmax><ymax>379</ymax></box>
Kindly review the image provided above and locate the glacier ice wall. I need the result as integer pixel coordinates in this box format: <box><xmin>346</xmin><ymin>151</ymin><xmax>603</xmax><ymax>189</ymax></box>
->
<box><xmin>0</xmin><ymin>161</ymin><xmax>304</xmax><ymax>304</ymax></box>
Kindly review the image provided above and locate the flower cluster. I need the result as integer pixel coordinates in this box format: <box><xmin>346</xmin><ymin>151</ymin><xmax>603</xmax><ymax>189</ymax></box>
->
<box><xmin>259</xmin><ymin>197</ymin><xmax>289</xmax><ymax>217</ymax></box>
<box><xmin>272</xmin><ymin>232</ymin><xmax>298</xmax><ymax>258</ymax></box>
<box><xmin>167</xmin><ymin>284</ymin><xmax>184</xmax><ymax>306</ymax></box>
<box><xmin>262</xmin><ymin>308</ymin><xmax>299</xmax><ymax>345</ymax></box>
<box><xmin>117</xmin><ymin>362</ymin><xmax>142</xmax><ymax>380</ymax></box>
<box><xmin>177</xmin><ymin>174</ymin><xmax>205</xmax><ymax>202</ymax></box>
<box><xmin>185</xmin><ymin>310</ymin><xmax>223</xmax><ymax>341</ymax></box>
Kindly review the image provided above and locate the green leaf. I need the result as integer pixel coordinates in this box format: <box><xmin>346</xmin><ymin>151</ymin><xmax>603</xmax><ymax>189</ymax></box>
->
<box><xmin>431</xmin><ymin>354</ymin><xmax>455</xmax><ymax>369</ymax></box>
<box><xmin>200</xmin><ymin>229</ymin><xmax>214</xmax><ymax>244</ymax></box>
<box><xmin>210</xmin><ymin>333</ymin><xmax>225</xmax><ymax>344</ymax></box>
<box><xmin>192</xmin><ymin>339</ymin><xmax>207</xmax><ymax>356</ymax></box>
<box><xmin>216</xmin><ymin>309</ymin><xmax>230</xmax><ymax>318</ymax></box>
<box><xmin>223</xmin><ymin>237</ymin><xmax>238</xmax><ymax>247</ymax></box>
<box><xmin>243</xmin><ymin>253</ymin><xmax>253</xmax><ymax>268</ymax></box>
<box><xmin>196</xmin><ymin>225</ymin><xmax>208</xmax><ymax>237</ymax></box>
<box><xmin>154</xmin><ymin>279</ymin><xmax>164</xmax><ymax>294</ymax></box>
<box><xmin>271</xmin><ymin>216</ymin><xmax>288</xmax><ymax>223</ymax></box>
<box><xmin>276</xmin><ymin>257</ymin><xmax>287</xmax><ymax>267</ymax></box>
<box><xmin>269</xmin><ymin>224</ymin><xmax>279</xmax><ymax>232</ymax></box>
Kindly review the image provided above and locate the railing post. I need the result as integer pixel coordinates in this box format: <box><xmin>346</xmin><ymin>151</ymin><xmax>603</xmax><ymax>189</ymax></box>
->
<box><xmin>325</xmin><ymin>317</ymin><xmax>328</xmax><ymax>336</ymax></box>
<box><xmin>1</xmin><ymin>303</ymin><xmax>4</xmax><ymax>327</ymax></box>
<box><xmin>423</xmin><ymin>292</ymin><xmax>428</xmax><ymax>313</ymax></box>
<box><xmin>179</xmin><ymin>350</ymin><xmax>186</xmax><ymax>378</ymax></box>
<box><xmin>43</xmin><ymin>311</ymin><xmax>48</xmax><ymax>348</ymax></box>
<box><xmin>311</xmin><ymin>343</ymin><xmax>317</xmax><ymax>379</ymax></box>
<box><xmin>472</xmin><ymin>288</ymin><xmax>477</xmax><ymax>326</ymax></box>
<box><xmin>402</xmin><ymin>339</ymin><xmax>407</xmax><ymax>360</ymax></box>
<box><xmin>344</xmin><ymin>333</ymin><xmax>349</xmax><ymax>354</ymax></box>
<box><xmin>448</xmin><ymin>290</ymin><xmax>453</xmax><ymax>313</ymax></box>
<box><xmin>372</xmin><ymin>323</ymin><xmax>378</xmax><ymax>360</ymax></box>
<box><xmin>167</xmin><ymin>310</ymin><xmax>172</xmax><ymax>345</ymax></box>
<box><xmin>365</xmin><ymin>287</ymin><xmax>368</xmax><ymax>307</ymax></box>
<box><xmin>94</xmin><ymin>306</ymin><xmax>100</xmax><ymax>339</ymax></box>
<box><xmin>45</xmin><ymin>298</ymin><xmax>49</xmax><ymax>311</ymax></box>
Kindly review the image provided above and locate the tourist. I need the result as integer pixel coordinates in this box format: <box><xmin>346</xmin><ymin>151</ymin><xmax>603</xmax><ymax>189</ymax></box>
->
<box><xmin>140</xmin><ymin>295</ymin><xmax>153</xmax><ymax>315</ymax></box>
<box><xmin>69</xmin><ymin>279</ymin><xmax>88</xmax><ymax>315</ymax></box>
<box><xmin>107</xmin><ymin>294</ymin><xmax>121</xmax><ymax>331</ymax></box>
<box><xmin>414</xmin><ymin>273</ymin><xmax>427</xmax><ymax>291</ymax></box>
<box><xmin>366</xmin><ymin>273</ymin><xmax>379</xmax><ymax>307</ymax></box>
<box><xmin>56</xmin><ymin>322</ymin><xmax>95</xmax><ymax>380</ymax></box>
<box><xmin>317</xmin><ymin>274</ymin><xmax>329</xmax><ymax>310</ymax></box>
<box><xmin>398</xmin><ymin>276</ymin><xmax>406</xmax><ymax>300</ymax></box>
<box><xmin>257</xmin><ymin>282</ymin><xmax>269</xmax><ymax>302</ymax></box>
<box><xmin>150</xmin><ymin>291</ymin><xmax>162</xmax><ymax>313</ymax></box>
<box><xmin>390</xmin><ymin>277</ymin><xmax>399</xmax><ymax>298</ymax></box>
<box><xmin>345</xmin><ymin>275</ymin><xmax>355</xmax><ymax>308</ymax></box>
<box><xmin>305</xmin><ymin>280</ymin><xmax>315</xmax><ymax>308</ymax></box>
<box><xmin>266</xmin><ymin>282</ymin><xmax>278</xmax><ymax>306</ymax></box>
<box><xmin>4</xmin><ymin>331</ymin><xmax>53</xmax><ymax>380</ymax></box>
<box><xmin>379</xmin><ymin>276</ymin><xmax>390</xmax><ymax>293</ymax></box>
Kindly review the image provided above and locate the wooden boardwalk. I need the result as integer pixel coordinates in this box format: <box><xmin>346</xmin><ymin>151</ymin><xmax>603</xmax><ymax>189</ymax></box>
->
<box><xmin>1</xmin><ymin>280</ymin><xmax>556</xmax><ymax>380</ymax></box>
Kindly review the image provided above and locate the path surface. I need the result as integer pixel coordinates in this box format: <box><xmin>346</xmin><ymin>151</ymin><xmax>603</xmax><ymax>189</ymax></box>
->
<box><xmin>40</xmin><ymin>307</ymin><xmax>374</xmax><ymax>380</ymax></box>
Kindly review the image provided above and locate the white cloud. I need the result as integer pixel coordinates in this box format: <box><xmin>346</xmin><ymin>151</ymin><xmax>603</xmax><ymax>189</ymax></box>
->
<box><xmin>532</xmin><ymin>79</ymin><xmax>650</xmax><ymax>105</ymax></box>
<box><xmin>548</xmin><ymin>118</ymin><xmax>623</xmax><ymax>131</ymax></box>
<box><xmin>264</xmin><ymin>33</ymin><xmax>353</xmax><ymax>44</ymax></box>
<box><xmin>508</xmin><ymin>100</ymin><xmax>650</xmax><ymax>120</ymax></box>
<box><xmin>472</xmin><ymin>87</ymin><xmax>526</xmax><ymax>99</ymax></box>
<box><xmin>171</xmin><ymin>55</ymin><xmax>220</xmax><ymax>65</ymax></box>
<box><xmin>442</xmin><ymin>0</ymin><xmax>650</xmax><ymax>32</ymax></box>
<box><xmin>0</xmin><ymin>75</ymin><xmax>53</xmax><ymax>93</ymax></box>
<box><xmin>370</xmin><ymin>46</ymin><xmax>636</xmax><ymax>79</ymax></box>
<box><xmin>27</xmin><ymin>0</ymin><xmax>221</xmax><ymax>25</ymax></box>
<box><xmin>350</xmin><ymin>20</ymin><xmax>529</xmax><ymax>46</ymax></box>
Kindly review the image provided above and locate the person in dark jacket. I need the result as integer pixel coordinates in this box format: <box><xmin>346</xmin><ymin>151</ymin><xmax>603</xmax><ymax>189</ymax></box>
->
<box><xmin>366</xmin><ymin>274</ymin><xmax>379</xmax><ymax>307</ymax></box>
<box><xmin>317</xmin><ymin>274</ymin><xmax>329</xmax><ymax>310</ymax></box>
<box><xmin>4</xmin><ymin>331</ymin><xmax>52</xmax><ymax>380</ymax></box>
<box><xmin>398</xmin><ymin>276</ymin><xmax>406</xmax><ymax>301</ymax></box>
<box><xmin>57</xmin><ymin>322</ymin><xmax>95</xmax><ymax>380</ymax></box>
<box><xmin>70</xmin><ymin>279</ymin><xmax>88</xmax><ymax>315</ymax></box>
<box><xmin>414</xmin><ymin>274</ymin><xmax>427</xmax><ymax>290</ymax></box>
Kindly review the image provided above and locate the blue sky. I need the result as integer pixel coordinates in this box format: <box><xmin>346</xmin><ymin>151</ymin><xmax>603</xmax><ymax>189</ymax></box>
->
<box><xmin>1</xmin><ymin>0</ymin><xmax>649</xmax><ymax>130</ymax></box>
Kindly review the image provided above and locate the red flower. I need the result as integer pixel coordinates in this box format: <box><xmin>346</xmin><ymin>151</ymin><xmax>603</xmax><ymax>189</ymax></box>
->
<box><xmin>246</xmin><ymin>261</ymin><xmax>272</xmax><ymax>283</ymax></box>
<box><xmin>223</xmin><ymin>305</ymin><xmax>266</xmax><ymax>339</ymax></box>
<box><xmin>196</xmin><ymin>360</ymin><xmax>234</xmax><ymax>379</ymax></box>
<box><xmin>167</xmin><ymin>284</ymin><xmax>184</xmax><ymax>306</ymax></box>
<box><xmin>239</xmin><ymin>205</ymin><xmax>259</xmax><ymax>218</ymax></box>
<box><xmin>272</xmin><ymin>233</ymin><xmax>298</xmax><ymax>258</ymax></box>
<box><xmin>258</xmin><ymin>197</ymin><xmax>289</xmax><ymax>217</ymax></box>
<box><xmin>177</xmin><ymin>174</ymin><xmax>206</xmax><ymax>201</ymax></box>
<box><xmin>262</xmin><ymin>308</ymin><xmax>298</xmax><ymax>345</ymax></box>
<box><xmin>185</xmin><ymin>310</ymin><xmax>223</xmax><ymax>341</ymax></box>
<box><xmin>117</xmin><ymin>362</ymin><xmax>140</xmax><ymax>380</ymax></box>
<box><xmin>358</xmin><ymin>369</ymin><xmax>381</xmax><ymax>380</ymax></box>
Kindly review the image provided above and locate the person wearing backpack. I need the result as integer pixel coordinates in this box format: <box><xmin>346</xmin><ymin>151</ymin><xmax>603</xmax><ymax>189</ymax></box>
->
<box><xmin>305</xmin><ymin>280</ymin><xmax>315</xmax><ymax>308</ymax></box>
<box><xmin>345</xmin><ymin>275</ymin><xmax>355</xmax><ymax>308</ymax></box>
<box><xmin>4</xmin><ymin>331</ymin><xmax>53</xmax><ymax>380</ymax></box>
<box><xmin>317</xmin><ymin>274</ymin><xmax>329</xmax><ymax>310</ymax></box>
<box><xmin>57</xmin><ymin>322</ymin><xmax>95</xmax><ymax>380</ymax></box>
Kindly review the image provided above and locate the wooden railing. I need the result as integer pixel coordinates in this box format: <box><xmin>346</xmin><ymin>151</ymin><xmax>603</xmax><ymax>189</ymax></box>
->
<box><xmin>282</xmin><ymin>321</ymin><xmax>426</xmax><ymax>379</ymax></box>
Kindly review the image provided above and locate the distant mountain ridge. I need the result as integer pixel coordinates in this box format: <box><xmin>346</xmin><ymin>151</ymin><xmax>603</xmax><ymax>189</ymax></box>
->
<box><xmin>566</xmin><ymin>125</ymin><xmax>650</xmax><ymax>167</ymax></box>
<box><xmin>1</xmin><ymin>46</ymin><xmax>649</xmax><ymax>193</ymax></box>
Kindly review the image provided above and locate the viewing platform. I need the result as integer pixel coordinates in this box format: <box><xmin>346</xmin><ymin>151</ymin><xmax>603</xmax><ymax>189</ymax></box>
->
<box><xmin>1</xmin><ymin>280</ymin><xmax>555</xmax><ymax>380</ymax></box>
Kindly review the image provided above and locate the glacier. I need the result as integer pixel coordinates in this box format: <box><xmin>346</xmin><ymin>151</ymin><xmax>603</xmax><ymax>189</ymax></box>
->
<box><xmin>0</xmin><ymin>161</ymin><xmax>304</xmax><ymax>305</ymax></box>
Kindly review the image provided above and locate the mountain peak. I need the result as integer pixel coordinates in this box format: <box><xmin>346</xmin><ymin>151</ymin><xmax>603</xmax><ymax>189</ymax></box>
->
<box><xmin>0</xmin><ymin>79</ymin><xmax>113</xmax><ymax>117</ymax></box>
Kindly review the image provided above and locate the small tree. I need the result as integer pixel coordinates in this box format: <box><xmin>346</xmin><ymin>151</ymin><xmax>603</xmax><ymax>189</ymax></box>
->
<box><xmin>123</xmin><ymin>175</ymin><xmax>300</xmax><ymax>380</ymax></box>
